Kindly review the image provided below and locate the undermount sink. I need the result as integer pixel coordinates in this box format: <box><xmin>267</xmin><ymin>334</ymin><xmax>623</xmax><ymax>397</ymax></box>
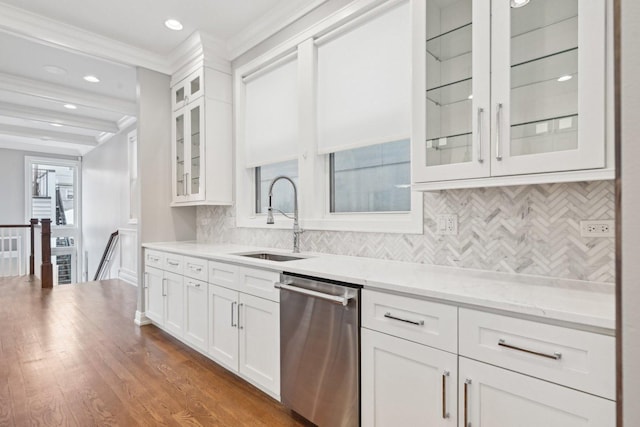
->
<box><xmin>235</xmin><ymin>252</ymin><xmax>308</xmax><ymax>262</ymax></box>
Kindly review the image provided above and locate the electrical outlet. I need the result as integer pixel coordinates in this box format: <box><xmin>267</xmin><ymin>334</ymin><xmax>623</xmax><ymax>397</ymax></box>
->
<box><xmin>436</xmin><ymin>214</ymin><xmax>458</xmax><ymax>235</ymax></box>
<box><xmin>580</xmin><ymin>220</ymin><xmax>614</xmax><ymax>237</ymax></box>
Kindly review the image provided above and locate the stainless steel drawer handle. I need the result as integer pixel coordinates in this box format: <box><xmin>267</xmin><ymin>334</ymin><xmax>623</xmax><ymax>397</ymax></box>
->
<box><xmin>495</xmin><ymin>103</ymin><xmax>503</xmax><ymax>161</ymax></box>
<box><xmin>477</xmin><ymin>107</ymin><xmax>484</xmax><ymax>163</ymax></box>
<box><xmin>498</xmin><ymin>339</ymin><xmax>562</xmax><ymax>360</ymax></box>
<box><xmin>231</xmin><ymin>301</ymin><xmax>237</xmax><ymax>327</ymax></box>
<box><xmin>442</xmin><ymin>370</ymin><xmax>449</xmax><ymax>419</ymax></box>
<box><xmin>167</xmin><ymin>260</ymin><xmax>179</xmax><ymax>266</ymax></box>
<box><xmin>149</xmin><ymin>256</ymin><xmax>159</xmax><ymax>262</ymax></box>
<box><xmin>189</xmin><ymin>282</ymin><xmax>201</xmax><ymax>288</ymax></box>
<box><xmin>275</xmin><ymin>282</ymin><xmax>353</xmax><ymax>307</ymax></box>
<box><xmin>464</xmin><ymin>379</ymin><xmax>472</xmax><ymax>427</ymax></box>
<box><xmin>238</xmin><ymin>303</ymin><xmax>244</xmax><ymax>330</ymax></box>
<box><xmin>189</xmin><ymin>264</ymin><xmax>202</xmax><ymax>272</ymax></box>
<box><xmin>384</xmin><ymin>312</ymin><xmax>425</xmax><ymax>326</ymax></box>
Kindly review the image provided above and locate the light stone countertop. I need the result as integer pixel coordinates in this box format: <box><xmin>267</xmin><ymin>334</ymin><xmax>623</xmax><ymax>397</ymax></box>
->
<box><xmin>143</xmin><ymin>241</ymin><xmax>615</xmax><ymax>332</ymax></box>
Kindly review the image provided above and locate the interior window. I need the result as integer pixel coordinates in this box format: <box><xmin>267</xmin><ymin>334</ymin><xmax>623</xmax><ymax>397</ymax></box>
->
<box><xmin>330</xmin><ymin>140</ymin><xmax>411</xmax><ymax>213</ymax></box>
<box><xmin>255</xmin><ymin>159</ymin><xmax>299</xmax><ymax>214</ymax></box>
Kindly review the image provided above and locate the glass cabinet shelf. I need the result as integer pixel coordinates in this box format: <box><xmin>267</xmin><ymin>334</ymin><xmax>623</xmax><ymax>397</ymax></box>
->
<box><xmin>510</xmin><ymin>114</ymin><xmax>578</xmax><ymax>156</ymax></box>
<box><xmin>427</xmin><ymin>78</ymin><xmax>472</xmax><ymax>107</ymax></box>
<box><xmin>426</xmin><ymin>23</ymin><xmax>471</xmax><ymax>63</ymax></box>
<box><xmin>425</xmin><ymin>133</ymin><xmax>473</xmax><ymax>166</ymax></box>
<box><xmin>511</xmin><ymin>48</ymin><xmax>578</xmax><ymax>88</ymax></box>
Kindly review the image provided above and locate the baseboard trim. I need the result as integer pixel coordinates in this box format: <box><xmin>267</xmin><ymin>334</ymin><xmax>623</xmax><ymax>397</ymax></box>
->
<box><xmin>134</xmin><ymin>310</ymin><xmax>152</xmax><ymax>326</ymax></box>
<box><xmin>119</xmin><ymin>269</ymin><xmax>138</xmax><ymax>287</ymax></box>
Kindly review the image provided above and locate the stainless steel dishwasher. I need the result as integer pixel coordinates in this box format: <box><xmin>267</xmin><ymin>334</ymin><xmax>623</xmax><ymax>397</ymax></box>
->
<box><xmin>277</xmin><ymin>272</ymin><xmax>361</xmax><ymax>427</ymax></box>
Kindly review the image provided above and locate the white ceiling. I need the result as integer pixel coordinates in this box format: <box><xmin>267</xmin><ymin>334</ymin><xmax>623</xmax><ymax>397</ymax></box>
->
<box><xmin>0</xmin><ymin>0</ymin><xmax>326</xmax><ymax>156</ymax></box>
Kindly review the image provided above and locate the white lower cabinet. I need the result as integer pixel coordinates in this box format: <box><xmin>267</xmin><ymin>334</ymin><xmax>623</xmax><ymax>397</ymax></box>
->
<box><xmin>208</xmin><ymin>282</ymin><xmax>280</xmax><ymax>397</ymax></box>
<box><xmin>184</xmin><ymin>278</ymin><xmax>208</xmax><ymax>351</ymax></box>
<box><xmin>208</xmin><ymin>283</ymin><xmax>239</xmax><ymax>370</ymax></box>
<box><xmin>459</xmin><ymin>357</ymin><xmax>615</xmax><ymax>427</ymax></box>
<box><xmin>145</xmin><ymin>266</ymin><xmax>164</xmax><ymax>324</ymax></box>
<box><xmin>164</xmin><ymin>271</ymin><xmax>184</xmax><ymax>337</ymax></box>
<box><xmin>361</xmin><ymin>328</ymin><xmax>457</xmax><ymax>427</ymax></box>
<box><xmin>238</xmin><ymin>292</ymin><xmax>280</xmax><ymax>395</ymax></box>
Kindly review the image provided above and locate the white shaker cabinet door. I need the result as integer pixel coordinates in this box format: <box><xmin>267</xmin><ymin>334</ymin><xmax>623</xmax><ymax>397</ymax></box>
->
<box><xmin>208</xmin><ymin>283</ymin><xmax>239</xmax><ymax>372</ymax></box>
<box><xmin>163</xmin><ymin>271</ymin><xmax>184</xmax><ymax>338</ymax></box>
<box><xmin>458</xmin><ymin>357</ymin><xmax>614</xmax><ymax>427</ymax></box>
<box><xmin>238</xmin><ymin>293</ymin><xmax>280</xmax><ymax>396</ymax></box>
<box><xmin>183</xmin><ymin>278</ymin><xmax>208</xmax><ymax>351</ymax></box>
<box><xmin>361</xmin><ymin>328</ymin><xmax>458</xmax><ymax>427</ymax></box>
<box><xmin>145</xmin><ymin>266</ymin><xmax>164</xmax><ymax>325</ymax></box>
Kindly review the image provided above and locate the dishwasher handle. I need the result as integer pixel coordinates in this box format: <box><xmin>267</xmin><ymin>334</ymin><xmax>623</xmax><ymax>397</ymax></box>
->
<box><xmin>275</xmin><ymin>282</ymin><xmax>353</xmax><ymax>306</ymax></box>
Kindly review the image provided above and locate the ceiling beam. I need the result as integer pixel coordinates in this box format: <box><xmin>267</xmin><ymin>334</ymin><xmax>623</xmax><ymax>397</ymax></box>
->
<box><xmin>0</xmin><ymin>72</ymin><xmax>137</xmax><ymax>116</ymax></box>
<box><xmin>0</xmin><ymin>101</ymin><xmax>119</xmax><ymax>133</ymax></box>
<box><xmin>0</xmin><ymin>123</ymin><xmax>98</xmax><ymax>146</ymax></box>
<box><xmin>0</xmin><ymin>3</ymin><xmax>170</xmax><ymax>74</ymax></box>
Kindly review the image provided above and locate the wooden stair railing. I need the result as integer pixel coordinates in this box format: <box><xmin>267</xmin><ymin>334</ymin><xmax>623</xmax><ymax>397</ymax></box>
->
<box><xmin>40</xmin><ymin>219</ymin><xmax>53</xmax><ymax>288</ymax></box>
<box><xmin>0</xmin><ymin>219</ymin><xmax>38</xmax><ymax>277</ymax></box>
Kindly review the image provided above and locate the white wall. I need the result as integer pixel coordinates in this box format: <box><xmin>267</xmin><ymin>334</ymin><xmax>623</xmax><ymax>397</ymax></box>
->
<box><xmin>621</xmin><ymin>0</ymin><xmax>640</xmax><ymax>424</ymax></box>
<box><xmin>136</xmin><ymin>67</ymin><xmax>196</xmax><ymax>317</ymax></box>
<box><xmin>0</xmin><ymin>148</ymin><xmax>76</xmax><ymax>224</ymax></box>
<box><xmin>82</xmin><ymin>123</ymin><xmax>136</xmax><ymax>280</ymax></box>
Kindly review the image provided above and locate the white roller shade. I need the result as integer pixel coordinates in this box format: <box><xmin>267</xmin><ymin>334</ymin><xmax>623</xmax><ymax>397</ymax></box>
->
<box><xmin>244</xmin><ymin>55</ymin><xmax>298</xmax><ymax>167</ymax></box>
<box><xmin>317</xmin><ymin>1</ymin><xmax>411</xmax><ymax>154</ymax></box>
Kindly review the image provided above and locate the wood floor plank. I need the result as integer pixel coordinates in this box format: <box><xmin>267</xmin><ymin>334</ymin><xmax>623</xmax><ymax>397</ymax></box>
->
<box><xmin>0</xmin><ymin>276</ymin><xmax>307</xmax><ymax>427</ymax></box>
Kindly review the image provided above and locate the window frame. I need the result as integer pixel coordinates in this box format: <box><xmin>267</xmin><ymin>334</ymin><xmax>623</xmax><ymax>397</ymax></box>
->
<box><xmin>235</xmin><ymin>0</ymin><xmax>422</xmax><ymax>234</ymax></box>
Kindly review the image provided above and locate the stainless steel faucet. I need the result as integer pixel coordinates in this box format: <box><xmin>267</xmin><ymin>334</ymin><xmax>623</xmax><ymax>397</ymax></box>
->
<box><xmin>266</xmin><ymin>175</ymin><xmax>303</xmax><ymax>253</ymax></box>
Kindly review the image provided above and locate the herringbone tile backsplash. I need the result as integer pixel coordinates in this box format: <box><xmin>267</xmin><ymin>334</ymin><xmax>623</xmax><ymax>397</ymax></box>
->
<box><xmin>197</xmin><ymin>181</ymin><xmax>615</xmax><ymax>283</ymax></box>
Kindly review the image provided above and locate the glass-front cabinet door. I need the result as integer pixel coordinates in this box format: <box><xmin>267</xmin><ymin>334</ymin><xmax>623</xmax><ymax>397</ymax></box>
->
<box><xmin>491</xmin><ymin>0</ymin><xmax>605</xmax><ymax>176</ymax></box>
<box><xmin>413</xmin><ymin>0</ymin><xmax>490</xmax><ymax>183</ymax></box>
<box><xmin>172</xmin><ymin>98</ymin><xmax>206</xmax><ymax>203</ymax></box>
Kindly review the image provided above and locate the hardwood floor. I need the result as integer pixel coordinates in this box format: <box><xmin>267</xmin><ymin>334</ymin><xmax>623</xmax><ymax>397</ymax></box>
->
<box><xmin>0</xmin><ymin>276</ymin><xmax>308</xmax><ymax>426</ymax></box>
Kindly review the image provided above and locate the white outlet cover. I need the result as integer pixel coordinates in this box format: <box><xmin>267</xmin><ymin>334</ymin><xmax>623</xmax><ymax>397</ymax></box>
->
<box><xmin>436</xmin><ymin>214</ymin><xmax>458</xmax><ymax>235</ymax></box>
<box><xmin>580</xmin><ymin>220</ymin><xmax>615</xmax><ymax>237</ymax></box>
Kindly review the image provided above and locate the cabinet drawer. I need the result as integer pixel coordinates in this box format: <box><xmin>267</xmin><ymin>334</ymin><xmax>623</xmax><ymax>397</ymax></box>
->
<box><xmin>163</xmin><ymin>253</ymin><xmax>184</xmax><ymax>274</ymax></box>
<box><xmin>184</xmin><ymin>256</ymin><xmax>208</xmax><ymax>281</ymax></box>
<box><xmin>209</xmin><ymin>260</ymin><xmax>239</xmax><ymax>290</ymax></box>
<box><xmin>362</xmin><ymin>290</ymin><xmax>457</xmax><ymax>353</ymax></box>
<box><xmin>145</xmin><ymin>249</ymin><xmax>163</xmax><ymax>268</ymax></box>
<box><xmin>238</xmin><ymin>267</ymin><xmax>280</xmax><ymax>302</ymax></box>
<box><xmin>459</xmin><ymin>308</ymin><xmax>615</xmax><ymax>400</ymax></box>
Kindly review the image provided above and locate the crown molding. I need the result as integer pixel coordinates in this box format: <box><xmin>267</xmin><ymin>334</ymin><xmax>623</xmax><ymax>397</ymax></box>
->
<box><xmin>117</xmin><ymin>115</ymin><xmax>138</xmax><ymax>131</ymax></box>
<box><xmin>0</xmin><ymin>3</ymin><xmax>170</xmax><ymax>73</ymax></box>
<box><xmin>227</xmin><ymin>0</ymin><xmax>329</xmax><ymax>60</ymax></box>
<box><xmin>0</xmin><ymin>72</ymin><xmax>137</xmax><ymax>116</ymax></box>
<box><xmin>0</xmin><ymin>101</ymin><xmax>119</xmax><ymax>133</ymax></box>
<box><xmin>0</xmin><ymin>123</ymin><xmax>98</xmax><ymax>146</ymax></box>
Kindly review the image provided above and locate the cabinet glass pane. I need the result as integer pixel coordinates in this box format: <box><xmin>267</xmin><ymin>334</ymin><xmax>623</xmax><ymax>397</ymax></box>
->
<box><xmin>425</xmin><ymin>0</ymin><xmax>473</xmax><ymax>167</ymax></box>
<box><xmin>190</xmin><ymin>105</ymin><xmax>201</xmax><ymax>195</ymax></box>
<box><xmin>175</xmin><ymin>113</ymin><xmax>185</xmax><ymax>196</ymax></box>
<box><xmin>509</xmin><ymin>0</ymin><xmax>579</xmax><ymax>157</ymax></box>
<box><xmin>190</xmin><ymin>75</ymin><xmax>201</xmax><ymax>95</ymax></box>
<box><xmin>175</xmin><ymin>87</ymin><xmax>185</xmax><ymax>105</ymax></box>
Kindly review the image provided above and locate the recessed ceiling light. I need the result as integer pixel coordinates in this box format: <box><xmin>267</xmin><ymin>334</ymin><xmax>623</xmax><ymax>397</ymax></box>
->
<box><xmin>510</xmin><ymin>0</ymin><xmax>530</xmax><ymax>7</ymax></box>
<box><xmin>63</xmin><ymin>104</ymin><xmax>77</xmax><ymax>110</ymax></box>
<box><xmin>557</xmin><ymin>75</ymin><xmax>573</xmax><ymax>82</ymax></box>
<box><xmin>50</xmin><ymin>123</ymin><xmax>63</xmax><ymax>127</ymax></box>
<box><xmin>164</xmin><ymin>19</ymin><xmax>183</xmax><ymax>31</ymax></box>
<box><xmin>43</xmin><ymin>65</ymin><xmax>67</xmax><ymax>75</ymax></box>
<box><xmin>83</xmin><ymin>75</ymin><xmax>100</xmax><ymax>83</ymax></box>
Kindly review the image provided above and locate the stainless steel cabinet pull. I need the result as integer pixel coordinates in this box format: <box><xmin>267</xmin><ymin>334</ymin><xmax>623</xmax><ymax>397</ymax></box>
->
<box><xmin>186</xmin><ymin>172</ymin><xmax>190</xmax><ymax>195</ymax></box>
<box><xmin>477</xmin><ymin>108</ymin><xmax>484</xmax><ymax>163</ymax></box>
<box><xmin>383</xmin><ymin>312</ymin><xmax>425</xmax><ymax>326</ymax></box>
<box><xmin>189</xmin><ymin>264</ymin><xmax>202</xmax><ymax>272</ymax></box>
<box><xmin>231</xmin><ymin>301</ymin><xmax>237</xmax><ymax>327</ymax></box>
<box><xmin>498</xmin><ymin>339</ymin><xmax>562</xmax><ymax>360</ymax></box>
<box><xmin>464</xmin><ymin>378</ymin><xmax>472</xmax><ymax>427</ymax></box>
<box><xmin>162</xmin><ymin>278</ymin><xmax>167</xmax><ymax>296</ymax></box>
<box><xmin>275</xmin><ymin>282</ymin><xmax>353</xmax><ymax>307</ymax></box>
<box><xmin>144</xmin><ymin>272</ymin><xmax>149</xmax><ymax>289</ymax></box>
<box><xmin>183</xmin><ymin>173</ymin><xmax>187</xmax><ymax>195</ymax></box>
<box><xmin>238</xmin><ymin>303</ymin><xmax>244</xmax><ymax>330</ymax></box>
<box><xmin>442</xmin><ymin>371</ymin><xmax>450</xmax><ymax>419</ymax></box>
<box><xmin>495</xmin><ymin>103</ymin><xmax>503</xmax><ymax>161</ymax></box>
<box><xmin>167</xmin><ymin>260</ymin><xmax>179</xmax><ymax>266</ymax></box>
<box><xmin>189</xmin><ymin>282</ymin><xmax>200</xmax><ymax>288</ymax></box>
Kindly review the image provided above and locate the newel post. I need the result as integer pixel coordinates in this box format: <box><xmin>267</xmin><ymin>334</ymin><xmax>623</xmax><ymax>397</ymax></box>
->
<box><xmin>41</xmin><ymin>218</ymin><xmax>53</xmax><ymax>289</ymax></box>
<box><xmin>29</xmin><ymin>218</ymin><xmax>38</xmax><ymax>276</ymax></box>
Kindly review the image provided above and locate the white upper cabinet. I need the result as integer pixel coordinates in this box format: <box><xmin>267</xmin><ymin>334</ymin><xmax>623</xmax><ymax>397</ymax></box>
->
<box><xmin>171</xmin><ymin>67</ymin><xmax>233</xmax><ymax>206</ymax></box>
<box><xmin>413</xmin><ymin>0</ymin><xmax>610</xmax><ymax>188</ymax></box>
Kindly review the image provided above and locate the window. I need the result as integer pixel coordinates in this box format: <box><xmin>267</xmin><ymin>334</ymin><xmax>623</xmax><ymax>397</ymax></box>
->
<box><xmin>255</xmin><ymin>160</ymin><xmax>299</xmax><ymax>214</ymax></box>
<box><xmin>330</xmin><ymin>140</ymin><xmax>411</xmax><ymax>213</ymax></box>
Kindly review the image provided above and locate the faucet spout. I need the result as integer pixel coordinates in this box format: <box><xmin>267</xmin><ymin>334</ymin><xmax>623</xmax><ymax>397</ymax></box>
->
<box><xmin>267</xmin><ymin>176</ymin><xmax>302</xmax><ymax>253</ymax></box>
